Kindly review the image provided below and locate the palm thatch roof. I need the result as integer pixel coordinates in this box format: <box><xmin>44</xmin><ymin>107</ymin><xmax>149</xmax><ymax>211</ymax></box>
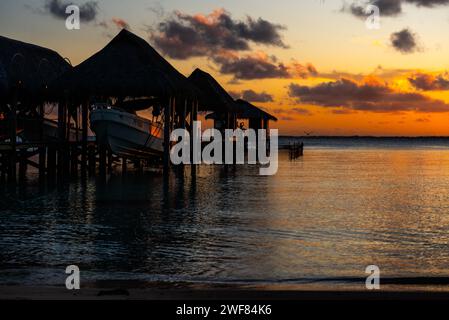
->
<box><xmin>206</xmin><ymin>99</ymin><xmax>277</xmax><ymax>122</ymax></box>
<box><xmin>55</xmin><ymin>29</ymin><xmax>197</xmax><ymax>100</ymax></box>
<box><xmin>235</xmin><ymin>99</ymin><xmax>277</xmax><ymax>121</ymax></box>
<box><xmin>188</xmin><ymin>68</ymin><xmax>238</xmax><ymax>112</ymax></box>
<box><xmin>0</xmin><ymin>35</ymin><xmax>71</xmax><ymax>104</ymax></box>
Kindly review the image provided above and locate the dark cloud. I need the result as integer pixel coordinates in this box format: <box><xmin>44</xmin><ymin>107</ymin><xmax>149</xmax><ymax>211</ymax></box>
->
<box><xmin>213</xmin><ymin>52</ymin><xmax>317</xmax><ymax>80</ymax></box>
<box><xmin>292</xmin><ymin>107</ymin><xmax>313</xmax><ymax>115</ymax></box>
<box><xmin>348</xmin><ymin>0</ymin><xmax>449</xmax><ymax>17</ymax></box>
<box><xmin>151</xmin><ymin>9</ymin><xmax>287</xmax><ymax>59</ymax></box>
<box><xmin>390</xmin><ymin>28</ymin><xmax>418</xmax><ymax>54</ymax></box>
<box><xmin>332</xmin><ymin>109</ymin><xmax>357</xmax><ymax>115</ymax></box>
<box><xmin>406</xmin><ymin>0</ymin><xmax>449</xmax><ymax>7</ymax></box>
<box><xmin>408</xmin><ymin>72</ymin><xmax>449</xmax><ymax>90</ymax></box>
<box><xmin>45</xmin><ymin>0</ymin><xmax>99</xmax><ymax>22</ymax></box>
<box><xmin>416</xmin><ymin>117</ymin><xmax>430</xmax><ymax>122</ymax></box>
<box><xmin>213</xmin><ymin>53</ymin><xmax>290</xmax><ymax>80</ymax></box>
<box><xmin>350</xmin><ymin>0</ymin><xmax>402</xmax><ymax>17</ymax></box>
<box><xmin>231</xmin><ymin>89</ymin><xmax>274</xmax><ymax>102</ymax></box>
<box><xmin>288</xmin><ymin>78</ymin><xmax>449</xmax><ymax>113</ymax></box>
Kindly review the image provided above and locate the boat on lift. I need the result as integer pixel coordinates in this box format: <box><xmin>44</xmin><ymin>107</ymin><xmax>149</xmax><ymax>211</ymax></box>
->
<box><xmin>89</xmin><ymin>99</ymin><xmax>164</xmax><ymax>159</ymax></box>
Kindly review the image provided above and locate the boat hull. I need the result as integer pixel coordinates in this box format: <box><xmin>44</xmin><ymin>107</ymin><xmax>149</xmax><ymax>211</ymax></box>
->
<box><xmin>90</xmin><ymin>108</ymin><xmax>163</xmax><ymax>159</ymax></box>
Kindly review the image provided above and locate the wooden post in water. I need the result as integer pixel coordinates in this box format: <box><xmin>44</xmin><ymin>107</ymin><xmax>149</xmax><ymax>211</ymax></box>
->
<box><xmin>263</xmin><ymin>118</ymin><xmax>269</xmax><ymax>154</ymax></box>
<box><xmin>47</xmin><ymin>144</ymin><xmax>57</xmax><ymax>180</ymax></box>
<box><xmin>99</xmin><ymin>145</ymin><xmax>106</xmax><ymax>177</ymax></box>
<box><xmin>81</xmin><ymin>102</ymin><xmax>88</xmax><ymax>173</ymax></box>
<box><xmin>122</xmin><ymin>157</ymin><xmax>127</xmax><ymax>174</ymax></box>
<box><xmin>0</xmin><ymin>151</ymin><xmax>6</xmax><ymax>182</ymax></box>
<box><xmin>88</xmin><ymin>144</ymin><xmax>96</xmax><ymax>176</ymax></box>
<box><xmin>38</xmin><ymin>104</ymin><xmax>46</xmax><ymax>180</ymax></box>
<box><xmin>163</xmin><ymin>97</ymin><xmax>172</xmax><ymax>177</ymax></box>
<box><xmin>8</xmin><ymin>102</ymin><xmax>17</xmax><ymax>184</ymax></box>
<box><xmin>107</xmin><ymin>149</ymin><xmax>113</xmax><ymax>173</ymax></box>
<box><xmin>0</xmin><ymin>152</ymin><xmax>5</xmax><ymax>181</ymax></box>
<box><xmin>38</xmin><ymin>146</ymin><xmax>47</xmax><ymax>179</ymax></box>
<box><xmin>57</xmin><ymin>99</ymin><xmax>66</xmax><ymax>179</ymax></box>
<box><xmin>18</xmin><ymin>148</ymin><xmax>27</xmax><ymax>180</ymax></box>
<box><xmin>70</xmin><ymin>143</ymin><xmax>78</xmax><ymax>176</ymax></box>
<box><xmin>191</xmin><ymin>100</ymin><xmax>198</xmax><ymax>177</ymax></box>
<box><xmin>177</xmin><ymin>99</ymin><xmax>188</xmax><ymax>176</ymax></box>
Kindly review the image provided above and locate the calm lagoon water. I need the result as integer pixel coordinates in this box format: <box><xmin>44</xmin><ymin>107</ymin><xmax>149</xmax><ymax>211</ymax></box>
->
<box><xmin>2</xmin><ymin>138</ymin><xmax>449</xmax><ymax>291</ymax></box>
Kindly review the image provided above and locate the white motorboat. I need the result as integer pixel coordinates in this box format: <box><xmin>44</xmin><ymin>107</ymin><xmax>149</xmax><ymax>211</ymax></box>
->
<box><xmin>90</xmin><ymin>105</ymin><xmax>164</xmax><ymax>159</ymax></box>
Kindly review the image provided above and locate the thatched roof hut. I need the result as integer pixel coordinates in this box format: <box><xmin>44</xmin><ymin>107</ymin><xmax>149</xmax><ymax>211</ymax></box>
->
<box><xmin>56</xmin><ymin>29</ymin><xmax>197</xmax><ymax>100</ymax></box>
<box><xmin>206</xmin><ymin>99</ymin><xmax>277</xmax><ymax>122</ymax></box>
<box><xmin>0</xmin><ymin>35</ymin><xmax>71</xmax><ymax>105</ymax></box>
<box><xmin>235</xmin><ymin>99</ymin><xmax>277</xmax><ymax>121</ymax></box>
<box><xmin>188</xmin><ymin>68</ymin><xmax>237</xmax><ymax>113</ymax></box>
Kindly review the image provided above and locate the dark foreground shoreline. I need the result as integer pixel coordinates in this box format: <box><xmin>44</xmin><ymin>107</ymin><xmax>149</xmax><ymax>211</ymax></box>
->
<box><xmin>2</xmin><ymin>283</ymin><xmax>449</xmax><ymax>300</ymax></box>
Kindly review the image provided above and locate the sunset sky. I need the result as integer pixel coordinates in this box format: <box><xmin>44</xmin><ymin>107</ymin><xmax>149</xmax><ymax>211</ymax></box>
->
<box><xmin>2</xmin><ymin>0</ymin><xmax>449</xmax><ymax>136</ymax></box>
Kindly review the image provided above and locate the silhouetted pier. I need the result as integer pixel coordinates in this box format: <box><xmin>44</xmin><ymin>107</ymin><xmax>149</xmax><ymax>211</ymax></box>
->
<box><xmin>0</xmin><ymin>30</ymin><xmax>278</xmax><ymax>186</ymax></box>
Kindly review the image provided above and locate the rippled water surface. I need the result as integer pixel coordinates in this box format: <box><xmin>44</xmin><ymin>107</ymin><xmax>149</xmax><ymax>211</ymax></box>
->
<box><xmin>2</xmin><ymin>141</ymin><xmax>449</xmax><ymax>290</ymax></box>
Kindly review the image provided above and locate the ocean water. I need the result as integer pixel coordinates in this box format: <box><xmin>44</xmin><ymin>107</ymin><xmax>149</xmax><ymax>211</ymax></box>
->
<box><xmin>2</xmin><ymin>137</ymin><xmax>449</xmax><ymax>291</ymax></box>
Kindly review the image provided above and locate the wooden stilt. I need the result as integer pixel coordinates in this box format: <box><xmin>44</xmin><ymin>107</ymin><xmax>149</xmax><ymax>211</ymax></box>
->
<box><xmin>191</xmin><ymin>100</ymin><xmax>198</xmax><ymax>177</ymax></box>
<box><xmin>18</xmin><ymin>149</ymin><xmax>27</xmax><ymax>180</ymax></box>
<box><xmin>57</xmin><ymin>100</ymin><xmax>65</xmax><ymax>179</ymax></box>
<box><xmin>0</xmin><ymin>152</ymin><xmax>5</xmax><ymax>181</ymax></box>
<box><xmin>63</xmin><ymin>144</ymin><xmax>70</xmax><ymax>178</ymax></box>
<box><xmin>71</xmin><ymin>143</ymin><xmax>78</xmax><ymax>176</ymax></box>
<box><xmin>134</xmin><ymin>159</ymin><xmax>141</xmax><ymax>171</ymax></box>
<box><xmin>88</xmin><ymin>144</ymin><xmax>96</xmax><ymax>176</ymax></box>
<box><xmin>39</xmin><ymin>146</ymin><xmax>47</xmax><ymax>179</ymax></box>
<box><xmin>163</xmin><ymin>97</ymin><xmax>172</xmax><ymax>177</ymax></box>
<box><xmin>37</xmin><ymin>104</ymin><xmax>46</xmax><ymax>180</ymax></box>
<box><xmin>8</xmin><ymin>103</ymin><xmax>17</xmax><ymax>184</ymax></box>
<box><xmin>99</xmin><ymin>146</ymin><xmax>106</xmax><ymax>177</ymax></box>
<box><xmin>122</xmin><ymin>157</ymin><xmax>127</xmax><ymax>173</ymax></box>
<box><xmin>81</xmin><ymin>102</ymin><xmax>88</xmax><ymax>173</ymax></box>
<box><xmin>47</xmin><ymin>145</ymin><xmax>57</xmax><ymax>179</ymax></box>
<box><xmin>107</xmin><ymin>149</ymin><xmax>113</xmax><ymax>173</ymax></box>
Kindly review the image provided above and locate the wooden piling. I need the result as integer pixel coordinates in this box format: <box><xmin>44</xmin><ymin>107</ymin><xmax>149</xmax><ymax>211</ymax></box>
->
<box><xmin>81</xmin><ymin>102</ymin><xmax>88</xmax><ymax>173</ymax></box>
<box><xmin>191</xmin><ymin>100</ymin><xmax>198</xmax><ymax>177</ymax></box>
<box><xmin>47</xmin><ymin>145</ymin><xmax>57</xmax><ymax>179</ymax></box>
<box><xmin>0</xmin><ymin>152</ymin><xmax>5</xmax><ymax>180</ymax></box>
<box><xmin>8</xmin><ymin>101</ymin><xmax>17</xmax><ymax>184</ymax></box>
<box><xmin>107</xmin><ymin>149</ymin><xmax>113</xmax><ymax>173</ymax></box>
<box><xmin>99</xmin><ymin>145</ymin><xmax>106</xmax><ymax>177</ymax></box>
<box><xmin>122</xmin><ymin>157</ymin><xmax>127</xmax><ymax>174</ymax></box>
<box><xmin>18</xmin><ymin>149</ymin><xmax>27</xmax><ymax>180</ymax></box>
<box><xmin>88</xmin><ymin>144</ymin><xmax>96</xmax><ymax>176</ymax></box>
<box><xmin>57</xmin><ymin>100</ymin><xmax>65</xmax><ymax>179</ymax></box>
<box><xmin>163</xmin><ymin>97</ymin><xmax>172</xmax><ymax>176</ymax></box>
<box><xmin>38</xmin><ymin>146</ymin><xmax>47</xmax><ymax>179</ymax></box>
<box><xmin>70</xmin><ymin>143</ymin><xmax>78</xmax><ymax>176</ymax></box>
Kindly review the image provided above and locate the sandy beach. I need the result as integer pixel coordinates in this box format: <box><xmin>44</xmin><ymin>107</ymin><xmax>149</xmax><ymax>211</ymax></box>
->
<box><xmin>2</xmin><ymin>283</ymin><xmax>449</xmax><ymax>300</ymax></box>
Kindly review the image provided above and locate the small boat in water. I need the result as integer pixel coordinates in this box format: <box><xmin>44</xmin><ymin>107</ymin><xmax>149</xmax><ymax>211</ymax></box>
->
<box><xmin>90</xmin><ymin>104</ymin><xmax>164</xmax><ymax>159</ymax></box>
